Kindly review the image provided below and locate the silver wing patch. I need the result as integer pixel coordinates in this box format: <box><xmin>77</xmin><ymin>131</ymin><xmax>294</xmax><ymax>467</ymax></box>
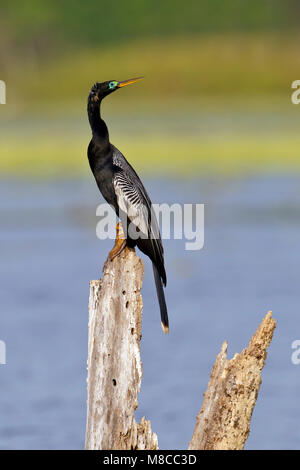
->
<box><xmin>114</xmin><ymin>173</ymin><xmax>149</xmax><ymax>238</ymax></box>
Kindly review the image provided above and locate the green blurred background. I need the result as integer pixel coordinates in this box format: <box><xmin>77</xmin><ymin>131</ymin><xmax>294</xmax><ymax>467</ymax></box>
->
<box><xmin>1</xmin><ymin>0</ymin><xmax>300</xmax><ymax>176</ymax></box>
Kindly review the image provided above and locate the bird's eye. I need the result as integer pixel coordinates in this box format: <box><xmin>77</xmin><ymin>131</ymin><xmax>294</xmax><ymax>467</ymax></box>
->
<box><xmin>109</xmin><ymin>81</ymin><xmax>118</xmax><ymax>89</ymax></box>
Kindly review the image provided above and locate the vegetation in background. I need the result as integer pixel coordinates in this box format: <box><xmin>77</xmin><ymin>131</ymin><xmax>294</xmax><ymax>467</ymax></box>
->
<box><xmin>1</xmin><ymin>1</ymin><xmax>297</xmax><ymax>54</ymax></box>
<box><xmin>2</xmin><ymin>32</ymin><xmax>300</xmax><ymax>110</ymax></box>
<box><xmin>0</xmin><ymin>1</ymin><xmax>300</xmax><ymax>177</ymax></box>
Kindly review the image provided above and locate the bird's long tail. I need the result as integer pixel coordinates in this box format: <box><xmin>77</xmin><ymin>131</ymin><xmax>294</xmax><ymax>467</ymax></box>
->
<box><xmin>152</xmin><ymin>263</ymin><xmax>169</xmax><ymax>334</ymax></box>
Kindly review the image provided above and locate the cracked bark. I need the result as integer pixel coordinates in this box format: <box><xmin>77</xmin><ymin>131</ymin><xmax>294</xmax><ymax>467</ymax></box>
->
<box><xmin>188</xmin><ymin>311</ymin><xmax>276</xmax><ymax>450</ymax></box>
<box><xmin>85</xmin><ymin>244</ymin><xmax>276</xmax><ymax>450</ymax></box>
<box><xmin>85</xmin><ymin>246</ymin><xmax>158</xmax><ymax>450</ymax></box>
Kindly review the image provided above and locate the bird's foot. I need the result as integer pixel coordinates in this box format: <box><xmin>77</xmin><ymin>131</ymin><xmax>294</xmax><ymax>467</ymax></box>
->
<box><xmin>108</xmin><ymin>239</ymin><xmax>127</xmax><ymax>261</ymax></box>
<box><xmin>108</xmin><ymin>222</ymin><xmax>127</xmax><ymax>261</ymax></box>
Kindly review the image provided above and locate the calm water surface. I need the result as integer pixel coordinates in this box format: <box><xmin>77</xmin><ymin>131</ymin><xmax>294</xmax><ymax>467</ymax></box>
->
<box><xmin>0</xmin><ymin>175</ymin><xmax>299</xmax><ymax>449</ymax></box>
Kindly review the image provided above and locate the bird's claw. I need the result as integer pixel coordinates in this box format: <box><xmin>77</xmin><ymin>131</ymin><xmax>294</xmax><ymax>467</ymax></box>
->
<box><xmin>108</xmin><ymin>239</ymin><xmax>127</xmax><ymax>261</ymax></box>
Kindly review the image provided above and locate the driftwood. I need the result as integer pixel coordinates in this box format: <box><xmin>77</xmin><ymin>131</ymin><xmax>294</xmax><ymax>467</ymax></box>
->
<box><xmin>85</xmin><ymin>245</ymin><xmax>276</xmax><ymax>450</ymax></box>
<box><xmin>85</xmin><ymin>246</ymin><xmax>158</xmax><ymax>450</ymax></box>
<box><xmin>189</xmin><ymin>311</ymin><xmax>276</xmax><ymax>450</ymax></box>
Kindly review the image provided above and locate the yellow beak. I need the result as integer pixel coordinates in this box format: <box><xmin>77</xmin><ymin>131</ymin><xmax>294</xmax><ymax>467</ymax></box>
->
<box><xmin>117</xmin><ymin>77</ymin><xmax>143</xmax><ymax>88</ymax></box>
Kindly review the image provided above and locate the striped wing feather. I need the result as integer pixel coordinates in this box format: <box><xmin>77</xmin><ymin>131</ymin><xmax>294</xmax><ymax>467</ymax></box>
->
<box><xmin>112</xmin><ymin>147</ymin><xmax>165</xmax><ymax>281</ymax></box>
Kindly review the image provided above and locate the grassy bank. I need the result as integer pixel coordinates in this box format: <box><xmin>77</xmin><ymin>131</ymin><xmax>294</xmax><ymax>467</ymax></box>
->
<box><xmin>2</xmin><ymin>32</ymin><xmax>300</xmax><ymax>107</ymax></box>
<box><xmin>1</xmin><ymin>33</ymin><xmax>300</xmax><ymax>177</ymax></box>
<box><xmin>1</xmin><ymin>106</ymin><xmax>299</xmax><ymax>178</ymax></box>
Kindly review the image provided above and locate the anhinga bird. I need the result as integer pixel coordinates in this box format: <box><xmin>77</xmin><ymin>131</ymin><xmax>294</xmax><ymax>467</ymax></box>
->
<box><xmin>87</xmin><ymin>77</ymin><xmax>169</xmax><ymax>333</ymax></box>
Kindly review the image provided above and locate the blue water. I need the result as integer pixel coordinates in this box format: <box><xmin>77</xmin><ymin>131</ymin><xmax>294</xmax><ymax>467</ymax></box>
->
<box><xmin>0</xmin><ymin>175</ymin><xmax>300</xmax><ymax>449</ymax></box>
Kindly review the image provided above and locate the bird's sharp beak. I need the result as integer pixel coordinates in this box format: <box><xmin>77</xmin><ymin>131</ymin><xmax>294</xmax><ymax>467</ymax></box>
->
<box><xmin>117</xmin><ymin>77</ymin><xmax>143</xmax><ymax>88</ymax></box>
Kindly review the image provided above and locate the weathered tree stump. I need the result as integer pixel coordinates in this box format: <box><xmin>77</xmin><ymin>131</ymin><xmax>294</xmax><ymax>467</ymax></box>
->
<box><xmin>188</xmin><ymin>311</ymin><xmax>276</xmax><ymax>450</ymax></box>
<box><xmin>85</xmin><ymin>246</ymin><xmax>158</xmax><ymax>450</ymax></box>
<box><xmin>85</xmin><ymin>245</ymin><xmax>276</xmax><ymax>450</ymax></box>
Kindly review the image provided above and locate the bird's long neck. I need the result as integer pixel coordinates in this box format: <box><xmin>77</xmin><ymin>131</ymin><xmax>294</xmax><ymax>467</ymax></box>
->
<box><xmin>87</xmin><ymin>97</ymin><xmax>109</xmax><ymax>144</ymax></box>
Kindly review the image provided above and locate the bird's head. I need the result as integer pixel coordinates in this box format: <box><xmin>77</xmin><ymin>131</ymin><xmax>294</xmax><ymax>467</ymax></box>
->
<box><xmin>88</xmin><ymin>77</ymin><xmax>143</xmax><ymax>103</ymax></box>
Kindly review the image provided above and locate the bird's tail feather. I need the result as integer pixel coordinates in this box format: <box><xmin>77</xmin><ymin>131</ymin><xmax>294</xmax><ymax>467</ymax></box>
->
<box><xmin>152</xmin><ymin>263</ymin><xmax>169</xmax><ymax>334</ymax></box>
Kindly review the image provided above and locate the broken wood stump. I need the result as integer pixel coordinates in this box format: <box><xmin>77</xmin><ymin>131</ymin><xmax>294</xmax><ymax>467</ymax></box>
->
<box><xmin>85</xmin><ymin>245</ymin><xmax>276</xmax><ymax>450</ymax></box>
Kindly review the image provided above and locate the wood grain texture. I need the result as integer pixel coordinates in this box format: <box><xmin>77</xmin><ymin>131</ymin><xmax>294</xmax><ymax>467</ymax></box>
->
<box><xmin>85</xmin><ymin>246</ymin><xmax>158</xmax><ymax>450</ymax></box>
<box><xmin>188</xmin><ymin>311</ymin><xmax>276</xmax><ymax>450</ymax></box>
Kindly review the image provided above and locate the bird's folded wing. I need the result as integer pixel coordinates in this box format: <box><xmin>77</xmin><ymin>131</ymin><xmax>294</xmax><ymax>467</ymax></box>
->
<box><xmin>112</xmin><ymin>146</ymin><xmax>164</xmax><ymax>263</ymax></box>
<box><xmin>113</xmin><ymin>171</ymin><xmax>151</xmax><ymax>238</ymax></box>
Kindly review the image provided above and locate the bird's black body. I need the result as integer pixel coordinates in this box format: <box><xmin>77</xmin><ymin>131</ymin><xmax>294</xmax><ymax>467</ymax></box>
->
<box><xmin>87</xmin><ymin>79</ymin><xmax>169</xmax><ymax>332</ymax></box>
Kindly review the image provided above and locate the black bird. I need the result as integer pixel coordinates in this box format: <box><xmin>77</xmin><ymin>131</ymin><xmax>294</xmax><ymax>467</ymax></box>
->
<box><xmin>87</xmin><ymin>78</ymin><xmax>169</xmax><ymax>333</ymax></box>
